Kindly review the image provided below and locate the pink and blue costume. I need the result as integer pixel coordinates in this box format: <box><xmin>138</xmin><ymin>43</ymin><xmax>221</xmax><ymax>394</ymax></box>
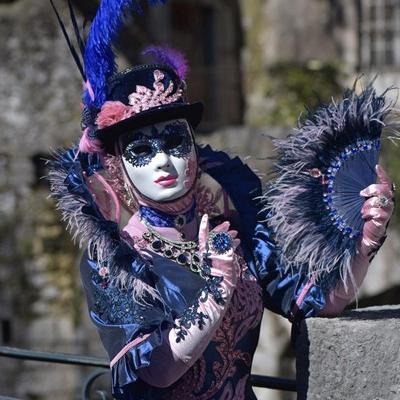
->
<box><xmin>49</xmin><ymin>2</ymin><xmax>394</xmax><ymax>398</ymax></box>
<box><xmin>51</xmin><ymin>137</ymin><xmax>392</xmax><ymax>399</ymax></box>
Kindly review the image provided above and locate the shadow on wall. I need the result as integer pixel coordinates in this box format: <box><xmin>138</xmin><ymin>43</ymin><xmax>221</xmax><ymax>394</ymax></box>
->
<box><xmin>348</xmin><ymin>284</ymin><xmax>400</xmax><ymax>311</ymax></box>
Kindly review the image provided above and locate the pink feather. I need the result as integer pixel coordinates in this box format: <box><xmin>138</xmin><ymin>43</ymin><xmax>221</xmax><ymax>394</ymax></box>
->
<box><xmin>79</xmin><ymin>128</ymin><xmax>104</xmax><ymax>154</ymax></box>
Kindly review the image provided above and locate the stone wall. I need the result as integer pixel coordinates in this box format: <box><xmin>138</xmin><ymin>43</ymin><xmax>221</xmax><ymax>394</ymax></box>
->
<box><xmin>296</xmin><ymin>306</ymin><xmax>400</xmax><ymax>400</ymax></box>
<box><xmin>0</xmin><ymin>1</ymin><xmax>104</xmax><ymax>398</ymax></box>
<box><xmin>0</xmin><ymin>1</ymin><xmax>399</xmax><ymax>399</ymax></box>
<box><xmin>239</xmin><ymin>0</ymin><xmax>359</xmax><ymax>127</ymax></box>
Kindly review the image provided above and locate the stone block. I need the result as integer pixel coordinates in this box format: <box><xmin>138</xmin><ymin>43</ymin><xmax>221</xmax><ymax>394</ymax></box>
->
<box><xmin>295</xmin><ymin>306</ymin><xmax>400</xmax><ymax>400</ymax></box>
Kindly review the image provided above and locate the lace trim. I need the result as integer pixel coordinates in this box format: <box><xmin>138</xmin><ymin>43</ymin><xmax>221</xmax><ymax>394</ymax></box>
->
<box><xmin>91</xmin><ymin>269</ymin><xmax>151</xmax><ymax>326</ymax></box>
<box><xmin>174</xmin><ymin>260</ymin><xmax>225</xmax><ymax>342</ymax></box>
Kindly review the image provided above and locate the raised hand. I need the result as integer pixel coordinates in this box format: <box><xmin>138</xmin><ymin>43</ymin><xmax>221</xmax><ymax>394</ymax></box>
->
<box><xmin>198</xmin><ymin>214</ymin><xmax>240</xmax><ymax>286</ymax></box>
<box><xmin>359</xmin><ymin>164</ymin><xmax>395</xmax><ymax>258</ymax></box>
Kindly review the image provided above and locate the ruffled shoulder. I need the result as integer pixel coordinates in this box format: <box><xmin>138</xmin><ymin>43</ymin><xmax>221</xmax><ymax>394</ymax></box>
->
<box><xmin>48</xmin><ymin>147</ymin><xmax>158</xmax><ymax>299</ymax></box>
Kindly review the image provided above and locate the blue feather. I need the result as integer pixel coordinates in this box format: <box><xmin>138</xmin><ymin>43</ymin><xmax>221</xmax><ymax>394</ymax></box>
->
<box><xmin>83</xmin><ymin>0</ymin><xmax>167</xmax><ymax>109</ymax></box>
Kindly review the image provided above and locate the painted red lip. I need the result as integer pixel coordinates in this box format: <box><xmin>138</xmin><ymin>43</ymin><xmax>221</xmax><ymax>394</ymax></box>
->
<box><xmin>154</xmin><ymin>175</ymin><xmax>178</xmax><ymax>186</ymax></box>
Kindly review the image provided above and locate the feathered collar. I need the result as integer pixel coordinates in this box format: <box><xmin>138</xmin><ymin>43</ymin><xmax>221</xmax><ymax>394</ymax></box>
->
<box><xmin>48</xmin><ymin>145</ymin><xmax>263</xmax><ymax>301</ymax></box>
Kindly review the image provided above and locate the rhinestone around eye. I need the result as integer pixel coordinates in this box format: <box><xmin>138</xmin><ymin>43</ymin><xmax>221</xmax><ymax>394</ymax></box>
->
<box><xmin>123</xmin><ymin>140</ymin><xmax>159</xmax><ymax>168</ymax></box>
<box><xmin>163</xmin><ymin>122</ymin><xmax>193</xmax><ymax>159</ymax></box>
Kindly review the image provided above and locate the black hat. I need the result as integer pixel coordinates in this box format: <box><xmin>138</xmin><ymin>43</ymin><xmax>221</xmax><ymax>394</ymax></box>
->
<box><xmin>90</xmin><ymin>63</ymin><xmax>203</xmax><ymax>154</ymax></box>
<box><xmin>51</xmin><ymin>0</ymin><xmax>201</xmax><ymax>155</ymax></box>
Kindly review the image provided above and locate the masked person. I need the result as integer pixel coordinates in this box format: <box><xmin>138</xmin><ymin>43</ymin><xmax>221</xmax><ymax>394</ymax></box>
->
<box><xmin>49</xmin><ymin>2</ymin><xmax>395</xmax><ymax>399</ymax></box>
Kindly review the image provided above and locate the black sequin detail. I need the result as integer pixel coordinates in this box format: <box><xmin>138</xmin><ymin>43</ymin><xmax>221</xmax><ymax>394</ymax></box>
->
<box><xmin>81</xmin><ymin>106</ymin><xmax>98</xmax><ymax>129</ymax></box>
<box><xmin>122</xmin><ymin>121</ymin><xmax>192</xmax><ymax>168</ymax></box>
<box><xmin>91</xmin><ymin>270</ymin><xmax>150</xmax><ymax>326</ymax></box>
<box><xmin>174</xmin><ymin>289</ymin><xmax>209</xmax><ymax>343</ymax></box>
<box><xmin>173</xmin><ymin>259</ymin><xmax>225</xmax><ymax>342</ymax></box>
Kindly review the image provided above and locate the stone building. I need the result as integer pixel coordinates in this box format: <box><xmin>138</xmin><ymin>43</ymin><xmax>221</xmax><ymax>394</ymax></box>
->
<box><xmin>0</xmin><ymin>0</ymin><xmax>399</xmax><ymax>399</ymax></box>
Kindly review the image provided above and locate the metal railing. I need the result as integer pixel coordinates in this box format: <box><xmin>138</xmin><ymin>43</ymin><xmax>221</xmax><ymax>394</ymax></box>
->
<box><xmin>0</xmin><ymin>346</ymin><xmax>297</xmax><ymax>399</ymax></box>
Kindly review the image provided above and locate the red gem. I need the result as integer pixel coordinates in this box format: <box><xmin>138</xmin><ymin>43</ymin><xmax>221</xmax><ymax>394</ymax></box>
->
<box><xmin>309</xmin><ymin>168</ymin><xmax>322</xmax><ymax>178</ymax></box>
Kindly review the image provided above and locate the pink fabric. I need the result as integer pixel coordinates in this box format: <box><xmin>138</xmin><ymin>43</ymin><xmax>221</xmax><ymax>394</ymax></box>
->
<box><xmin>96</xmin><ymin>101</ymin><xmax>135</xmax><ymax>129</ymax></box>
<box><xmin>110</xmin><ymin>333</ymin><xmax>151</xmax><ymax>368</ymax></box>
<box><xmin>138</xmin><ymin>281</ymin><xmax>236</xmax><ymax>388</ymax></box>
<box><xmin>295</xmin><ymin>279</ymin><xmax>315</xmax><ymax>308</ymax></box>
<box><xmin>93</xmin><ymin>172</ymin><xmax>121</xmax><ymax>223</ymax></box>
<box><xmin>163</xmin><ymin>256</ymin><xmax>263</xmax><ymax>399</ymax></box>
<box><xmin>183</xmin><ymin>158</ymin><xmax>198</xmax><ymax>189</ymax></box>
<box><xmin>79</xmin><ymin>127</ymin><xmax>103</xmax><ymax>154</ymax></box>
<box><xmin>137</xmin><ymin>254</ymin><xmax>262</xmax><ymax>392</ymax></box>
<box><xmin>319</xmin><ymin>248</ymin><xmax>369</xmax><ymax>316</ymax></box>
<box><xmin>134</xmin><ymin>216</ymin><xmax>241</xmax><ymax>387</ymax></box>
<box><xmin>195</xmin><ymin>183</ymin><xmax>224</xmax><ymax>217</ymax></box>
<box><xmin>84</xmin><ymin>171</ymin><xmax>121</xmax><ymax>224</ymax></box>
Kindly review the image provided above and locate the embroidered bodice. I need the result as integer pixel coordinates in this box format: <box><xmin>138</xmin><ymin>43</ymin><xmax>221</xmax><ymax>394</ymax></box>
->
<box><xmin>164</xmin><ymin>258</ymin><xmax>263</xmax><ymax>400</ymax></box>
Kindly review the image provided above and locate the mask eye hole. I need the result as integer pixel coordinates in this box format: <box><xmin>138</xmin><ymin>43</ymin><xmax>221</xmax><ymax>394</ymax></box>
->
<box><xmin>123</xmin><ymin>142</ymin><xmax>153</xmax><ymax>160</ymax></box>
<box><xmin>129</xmin><ymin>144</ymin><xmax>152</xmax><ymax>156</ymax></box>
<box><xmin>164</xmin><ymin>134</ymin><xmax>184</xmax><ymax>150</ymax></box>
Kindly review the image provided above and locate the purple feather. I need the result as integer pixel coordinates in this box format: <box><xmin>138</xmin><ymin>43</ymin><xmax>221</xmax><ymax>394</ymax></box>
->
<box><xmin>142</xmin><ymin>45</ymin><xmax>189</xmax><ymax>80</ymax></box>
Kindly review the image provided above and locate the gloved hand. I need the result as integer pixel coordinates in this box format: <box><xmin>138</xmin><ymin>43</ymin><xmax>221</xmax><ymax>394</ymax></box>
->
<box><xmin>320</xmin><ymin>164</ymin><xmax>395</xmax><ymax>316</ymax></box>
<box><xmin>198</xmin><ymin>214</ymin><xmax>241</xmax><ymax>290</ymax></box>
<box><xmin>137</xmin><ymin>215</ymin><xmax>241</xmax><ymax>387</ymax></box>
<box><xmin>359</xmin><ymin>164</ymin><xmax>395</xmax><ymax>259</ymax></box>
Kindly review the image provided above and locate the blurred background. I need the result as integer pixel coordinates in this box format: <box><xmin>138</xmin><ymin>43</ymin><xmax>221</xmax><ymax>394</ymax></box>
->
<box><xmin>0</xmin><ymin>0</ymin><xmax>399</xmax><ymax>399</ymax></box>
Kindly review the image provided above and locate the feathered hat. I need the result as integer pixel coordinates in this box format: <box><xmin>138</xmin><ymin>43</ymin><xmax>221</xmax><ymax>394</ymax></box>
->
<box><xmin>51</xmin><ymin>0</ymin><xmax>203</xmax><ymax>155</ymax></box>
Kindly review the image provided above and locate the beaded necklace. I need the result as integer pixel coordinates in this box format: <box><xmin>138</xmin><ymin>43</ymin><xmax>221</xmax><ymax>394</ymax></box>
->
<box><xmin>140</xmin><ymin>221</ymin><xmax>227</xmax><ymax>343</ymax></box>
<box><xmin>141</xmin><ymin>220</ymin><xmax>205</xmax><ymax>276</ymax></box>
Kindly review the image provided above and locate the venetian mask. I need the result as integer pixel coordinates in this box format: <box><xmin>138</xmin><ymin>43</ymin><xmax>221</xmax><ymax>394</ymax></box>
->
<box><xmin>119</xmin><ymin>119</ymin><xmax>198</xmax><ymax>202</ymax></box>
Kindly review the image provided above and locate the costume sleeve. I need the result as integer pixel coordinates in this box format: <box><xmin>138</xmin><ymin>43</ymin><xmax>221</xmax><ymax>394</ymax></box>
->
<box><xmin>251</xmin><ymin>223</ymin><xmax>326</xmax><ymax>321</ymax></box>
<box><xmin>318</xmin><ymin>246</ymin><xmax>370</xmax><ymax>316</ymax></box>
<box><xmin>80</xmin><ymin>250</ymin><xmax>237</xmax><ymax>396</ymax></box>
<box><xmin>80</xmin><ymin>253</ymin><xmax>175</xmax><ymax>399</ymax></box>
<box><xmin>137</xmin><ymin>272</ymin><xmax>236</xmax><ymax>387</ymax></box>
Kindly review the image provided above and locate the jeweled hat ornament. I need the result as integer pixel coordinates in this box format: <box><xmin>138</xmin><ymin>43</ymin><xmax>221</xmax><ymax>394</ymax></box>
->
<box><xmin>51</xmin><ymin>0</ymin><xmax>203</xmax><ymax>155</ymax></box>
<box><xmin>262</xmin><ymin>84</ymin><xmax>399</xmax><ymax>285</ymax></box>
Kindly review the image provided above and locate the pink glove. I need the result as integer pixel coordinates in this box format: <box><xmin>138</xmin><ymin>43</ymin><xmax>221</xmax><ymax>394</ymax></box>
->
<box><xmin>137</xmin><ymin>215</ymin><xmax>240</xmax><ymax>387</ymax></box>
<box><xmin>320</xmin><ymin>164</ymin><xmax>395</xmax><ymax>316</ymax></box>
<box><xmin>198</xmin><ymin>214</ymin><xmax>241</xmax><ymax>289</ymax></box>
<box><xmin>359</xmin><ymin>164</ymin><xmax>394</xmax><ymax>258</ymax></box>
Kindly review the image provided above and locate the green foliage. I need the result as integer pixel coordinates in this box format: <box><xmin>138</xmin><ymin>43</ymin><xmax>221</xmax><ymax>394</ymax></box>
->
<box><xmin>264</xmin><ymin>60</ymin><xmax>345</xmax><ymax>126</ymax></box>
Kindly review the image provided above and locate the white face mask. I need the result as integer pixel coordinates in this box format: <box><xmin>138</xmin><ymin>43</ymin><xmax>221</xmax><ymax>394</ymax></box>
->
<box><xmin>119</xmin><ymin>119</ymin><xmax>198</xmax><ymax>202</ymax></box>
